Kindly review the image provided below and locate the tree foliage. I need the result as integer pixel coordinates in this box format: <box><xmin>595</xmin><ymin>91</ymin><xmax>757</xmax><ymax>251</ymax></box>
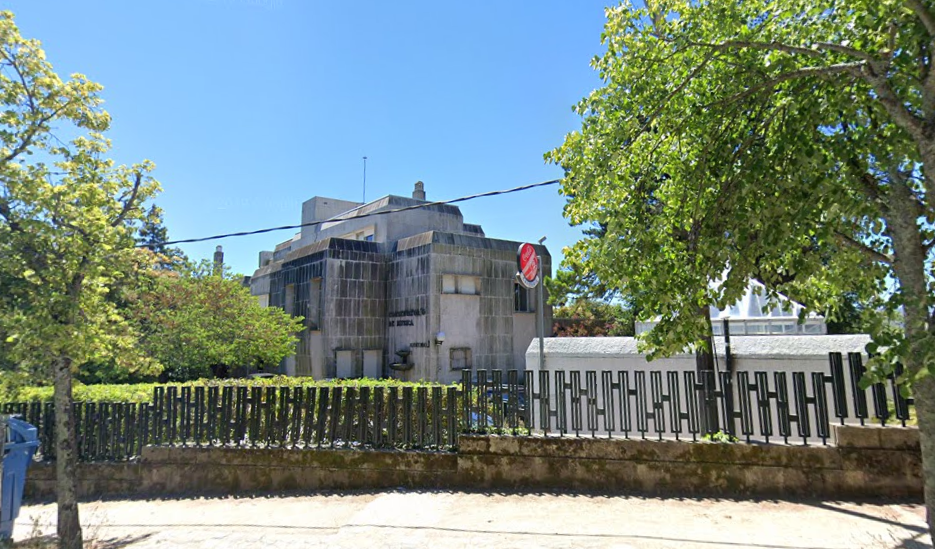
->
<box><xmin>130</xmin><ymin>266</ymin><xmax>304</xmax><ymax>382</ymax></box>
<box><xmin>548</xmin><ymin>0</ymin><xmax>935</xmax><ymax>539</ymax></box>
<box><xmin>137</xmin><ymin>204</ymin><xmax>188</xmax><ymax>271</ymax></box>
<box><xmin>547</xmin><ymin>223</ymin><xmax>622</xmax><ymax>306</ymax></box>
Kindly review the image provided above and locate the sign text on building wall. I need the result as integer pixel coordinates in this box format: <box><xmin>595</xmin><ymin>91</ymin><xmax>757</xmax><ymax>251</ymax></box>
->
<box><xmin>388</xmin><ymin>307</ymin><xmax>425</xmax><ymax>327</ymax></box>
<box><xmin>388</xmin><ymin>308</ymin><xmax>425</xmax><ymax>318</ymax></box>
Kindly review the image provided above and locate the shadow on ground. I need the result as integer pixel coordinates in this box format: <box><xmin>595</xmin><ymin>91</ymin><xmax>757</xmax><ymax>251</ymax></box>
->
<box><xmin>12</xmin><ymin>533</ymin><xmax>153</xmax><ymax>549</ymax></box>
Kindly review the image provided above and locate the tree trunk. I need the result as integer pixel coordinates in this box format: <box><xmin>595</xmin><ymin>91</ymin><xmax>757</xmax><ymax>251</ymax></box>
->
<box><xmin>915</xmin><ymin>377</ymin><xmax>935</xmax><ymax>544</ymax></box>
<box><xmin>53</xmin><ymin>357</ymin><xmax>82</xmax><ymax>549</ymax></box>
<box><xmin>885</xmin><ymin>179</ymin><xmax>935</xmax><ymax>542</ymax></box>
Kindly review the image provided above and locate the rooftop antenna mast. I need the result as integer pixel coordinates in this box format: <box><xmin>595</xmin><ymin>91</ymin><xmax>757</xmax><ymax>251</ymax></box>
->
<box><xmin>362</xmin><ymin>156</ymin><xmax>368</xmax><ymax>203</ymax></box>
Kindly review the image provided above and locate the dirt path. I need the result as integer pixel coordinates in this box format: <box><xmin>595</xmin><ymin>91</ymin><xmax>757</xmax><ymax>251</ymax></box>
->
<box><xmin>14</xmin><ymin>491</ymin><xmax>930</xmax><ymax>548</ymax></box>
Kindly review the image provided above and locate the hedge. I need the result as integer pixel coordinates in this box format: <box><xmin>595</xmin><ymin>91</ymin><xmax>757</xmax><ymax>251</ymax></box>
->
<box><xmin>4</xmin><ymin>376</ymin><xmax>455</xmax><ymax>404</ymax></box>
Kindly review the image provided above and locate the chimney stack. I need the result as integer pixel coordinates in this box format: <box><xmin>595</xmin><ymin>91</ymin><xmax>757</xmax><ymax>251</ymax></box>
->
<box><xmin>412</xmin><ymin>181</ymin><xmax>426</xmax><ymax>201</ymax></box>
<box><xmin>213</xmin><ymin>245</ymin><xmax>224</xmax><ymax>275</ymax></box>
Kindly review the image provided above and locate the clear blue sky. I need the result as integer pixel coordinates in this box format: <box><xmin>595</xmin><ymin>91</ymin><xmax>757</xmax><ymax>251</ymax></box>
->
<box><xmin>8</xmin><ymin>1</ymin><xmax>612</xmax><ymax>277</ymax></box>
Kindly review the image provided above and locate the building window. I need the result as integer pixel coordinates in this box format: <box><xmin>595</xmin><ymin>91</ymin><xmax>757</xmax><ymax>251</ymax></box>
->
<box><xmin>442</xmin><ymin>274</ymin><xmax>457</xmax><ymax>293</ymax></box>
<box><xmin>340</xmin><ymin>225</ymin><xmax>375</xmax><ymax>241</ymax></box>
<box><xmin>450</xmin><ymin>348</ymin><xmax>472</xmax><ymax>370</ymax></box>
<box><xmin>308</xmin><ymin>277</ymin><xmax>322</xmax><ymax>331</ymax></box>
<box><xmin>459</xmin><ymin>276</ymin><xmax>477</xmax><ymax>295</ymax></box>
<box><xmin>803</xmin><ymin>322</ymin><xmax>823</xmax><ymax>334</ymax></box>
<box><xmin>442</xmin><ymin>274</ymin><xmax>479</xmax><ymax>295</ymax></box>
<box><xmin>514</xmin><ymin>282</ymin><xmax>534</xmax><ymax>312</ymax></box>
<box><xmin>746</xmin><ymin>322</ymin><xmax>768</xmax><ymax>335</ymax></box>
<box><xmin>336</xmin><ymin>350</ymin><xmax>355</xmax><ymax>378</ymax></box>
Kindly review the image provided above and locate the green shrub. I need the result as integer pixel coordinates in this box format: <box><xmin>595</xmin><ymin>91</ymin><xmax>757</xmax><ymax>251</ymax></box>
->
<box><xmin>701</xmin><ymin>430</ymin><xmax>739</xmax><ymax>443</ymax></box>
<box><xmin>2</xmin><ymin>376</ymin><xmax>456</xmax><ymax>404</ymax></box>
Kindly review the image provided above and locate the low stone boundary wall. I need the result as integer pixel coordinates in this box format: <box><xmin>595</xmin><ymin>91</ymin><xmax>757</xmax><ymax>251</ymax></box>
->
<box><xmin>25</xmin><ymin>425</ymin><xmax>921</xmax><ymax>500</ymax></box>
<box><xmin>458</xmin><ymin>425</ymin><xmax>921</xmax><ymax>498</ymax></box>
<box><xmin>25</xmin><ymin>447</ymin><xmax>457</xmax><ymax>498</ymax></box>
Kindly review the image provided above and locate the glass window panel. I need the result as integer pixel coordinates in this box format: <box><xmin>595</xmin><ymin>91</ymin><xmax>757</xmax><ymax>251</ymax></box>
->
<box><xmin>746</xmin><ymin>323</ymin><xmax>768</xmax><ymax>334</ymax></box>
<box><xmin>458</xmin><ymin>276</ymin><xmax>477</xmax><ymax>295</ymax></box>
<box><xmin>442</xmin><ymin>274</ymin><xmax>456</xmax><ymax>294</ymax></box>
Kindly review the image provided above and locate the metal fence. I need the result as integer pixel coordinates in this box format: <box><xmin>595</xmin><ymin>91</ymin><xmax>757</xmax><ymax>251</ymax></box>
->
<box><xmin>3</xmin><ymin>385</ymin><xmax>464</xmax><ymax>461</ymax></box>
<box><xmin>0</xmin><ymin>352</ymin><xmax>914</xmax><ymax>462</ymax></box>
<box><xmin>513</xmin><ymin>352</ymin><xmax>913</xmax><ymax>445</ymax></box>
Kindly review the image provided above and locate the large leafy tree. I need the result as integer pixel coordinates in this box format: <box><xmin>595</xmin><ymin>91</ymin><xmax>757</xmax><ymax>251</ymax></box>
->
<box><xmin>549</xmin><ymin>0</ymin><xmax>935</xmax><ymax>539</ymax></box>
<box><xmin>0</xmin><ymin>12</ymin><xmax>159</xmax><ymax>548</ymax></box>
<box><xmin>131</xmin><ymin>265</ymin><xmax>304</xmax><ymax>381</ymax></box>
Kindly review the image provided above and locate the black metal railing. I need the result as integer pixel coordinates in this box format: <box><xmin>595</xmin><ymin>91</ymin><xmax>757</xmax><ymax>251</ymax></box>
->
<box><xmin>0</xmin><ymin>352</ymin><xmax>914</xmax><ymax>461</ymax></box>
<box><xmin>506</xmin><ymin>352</ymin><xmax>912</xmax><ymax>445</ymax></box>
<box><xmin>3</xmin><ymin>385</ymin><xmax>463</xmax><ymax>461</ymax></box>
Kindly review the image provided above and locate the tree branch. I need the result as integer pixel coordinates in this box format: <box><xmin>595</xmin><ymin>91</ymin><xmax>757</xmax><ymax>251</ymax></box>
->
<box><xmin>49</xmin><ymin>194</ymin><xmax>92</xmax><ymax>241</ymax></box>
<box><xmin>888</xmin><ymin>166</ymin><xmax>928</xmax><ymax>218</ymax></box>
<box><xmin>834</xmin><ymin>231</ymin><xmax>893</xmax><ymax>264</ymax></box>
<box><xmin>859</xmin><ymin>63</ymin><xmax>928</xmax><ymax>142</ymax></box>
<box><xmin>0</xmin><ymin>102</ymin><xmax>73</xmax><ymax>167</ymax></box>
<box><xmin>0</xmin><ymin>195</ymin><xmax>20</xmax><ymax>233</ymax></box>
<box><xmin>631</xmin><ymin>52</ymin><xmax>714</xmax><ymax>142</ymax></box>
<box><xmin>908</xmin><ymin>0</ymin><xmax>935</xmax><ymax>37</ymax></box>
<box><xmin>702</xmin><ymin>102</ymin><xmax>779</xmax><ymax>227</ymax></box>
<box><xmin>689</xmin><ymin>38</ymin><xmax>876</xmax><ymax>62</ymax></box>
<box><xmin>839</xmin><ymin>120</ymin><xmax>893</xmax><ymax>214</ymax></box>
<box><xmin>707</xmin><ymin>62</ymin><xmax>865</xmax><ymax>107</ymax></box>
<box><xmin>6</xmin><ymin>51</ymin><xmax>37</xmax><ymax>113</ymax></box>
<box><xmin>111</xmin><ymin>171</ymin><xmax>142</xmax><ymax>227</ymax></box>
<box><xmin>684</xmin><ymin>33</ymin><xmax>929</xmax><ymax>148</ymax></box>
<box><xmin>918</xmin><ymin>37</ymin><xmax>935</xmax><ymax>116</ymax></box>
<box><xmin>0</xmin><ymin>195</ymin><xmax>53</xmax><ymax>281</ymax></box>
<box><xmin>812</xmin><ymin>42</ymin><xmax>878</xmax><ymax>62</ymax></box>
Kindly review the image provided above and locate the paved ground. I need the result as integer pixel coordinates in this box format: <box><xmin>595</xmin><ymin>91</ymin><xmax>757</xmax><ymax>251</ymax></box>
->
<box><xmin>13</xmin><ymin>491</ymin><xmax>931</xmax><ymax>549</ymax></box>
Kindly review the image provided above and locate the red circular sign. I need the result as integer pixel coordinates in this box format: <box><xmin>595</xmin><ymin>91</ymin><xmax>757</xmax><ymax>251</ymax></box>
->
<box><xmin>518</xmin><ymin>243</ymin><xmax>539</xmax><ymax>284</ymax></box>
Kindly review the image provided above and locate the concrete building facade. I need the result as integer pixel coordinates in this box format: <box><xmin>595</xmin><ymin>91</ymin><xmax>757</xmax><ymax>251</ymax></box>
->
<box><xmin>249</xmin><ymin>182</ymin><xmax>551</xmax><ymax>383</ymax></box>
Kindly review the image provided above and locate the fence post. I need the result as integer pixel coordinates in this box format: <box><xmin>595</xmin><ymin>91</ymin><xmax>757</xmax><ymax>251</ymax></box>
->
<box><xmin>695</xmin><ymin>310</ymin><xmax>719</xmax><ymax>436</ymax></box>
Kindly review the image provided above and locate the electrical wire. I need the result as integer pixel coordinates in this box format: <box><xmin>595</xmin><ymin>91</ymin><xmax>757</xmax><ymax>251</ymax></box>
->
<box><xmin>152</xmin><ymin>179</ymin><xmax>561</xmax><ymax>247</ymax></box>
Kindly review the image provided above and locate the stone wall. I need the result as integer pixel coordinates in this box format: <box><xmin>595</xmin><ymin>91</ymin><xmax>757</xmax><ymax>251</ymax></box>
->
<box><xmin>323</xmin><ymin>247</ymin><xmax>387</xmax><ymax>377</ymax></box>
<box><xmin>25</xmin><ymin>425</ymin><xmax>920</xmax><ymax>501</ymax></box>
<box><xmin>386</xmin><ymin>239</ymin><xmax>433</xmax><ymax>380</ymax></box>
<box><xmin>458</xmin><ymin>426</ymin><xmax>920</xmax><ymax>498</ymax></box>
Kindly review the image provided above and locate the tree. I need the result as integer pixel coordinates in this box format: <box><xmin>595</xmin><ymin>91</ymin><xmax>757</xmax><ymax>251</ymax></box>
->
<box><xmin>549</xmin><ymin>0</ymin><xmax>935</xmax><ymax>539</ymax></box>
<box><xmin>71</xmin><ymin>208</ymin><xmax>187</xmax><ymax>385</ymax></box>
<box><xmin>130</xmin><ymin>265</ymin><xmax>304</xmax><ymax>381</ymax></box>
<box><xmin>137</xmin><ymin>204</ymin><xmax>188</xmax><ymax>271</ymax></box>
<box><xmin>0</xmin><ymin>12</ymin><xmax>160</xmax><ymax>548</ymax></box>
<box><xmin>552</xmin><ymin>299</ymin><xmax>636</xmax><ymax>337</ymax></box>
<box><xmin>547</xmin><ymin>223</ymin><xmax>622</xmax><ymax>306</ymax></box>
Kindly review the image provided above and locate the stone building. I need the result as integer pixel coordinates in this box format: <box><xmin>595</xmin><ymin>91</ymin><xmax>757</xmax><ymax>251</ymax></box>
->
<box><xmin>249</xmin><ymin>182</ymin><xmax>551</xmax><ymax>383</ymax></box>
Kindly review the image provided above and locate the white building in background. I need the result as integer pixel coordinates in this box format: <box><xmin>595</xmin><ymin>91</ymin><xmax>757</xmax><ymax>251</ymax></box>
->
<box><xmin>635</xmin><ymin>280</ymin><xmax>827</xmax><ymax>337</ymax></box>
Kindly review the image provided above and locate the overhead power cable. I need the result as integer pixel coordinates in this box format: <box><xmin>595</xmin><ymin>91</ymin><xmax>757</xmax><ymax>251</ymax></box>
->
<box><xmin>153</xmin><ymin>179</ymin><xmax>561</xmax><ymax>246</ymax></box>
